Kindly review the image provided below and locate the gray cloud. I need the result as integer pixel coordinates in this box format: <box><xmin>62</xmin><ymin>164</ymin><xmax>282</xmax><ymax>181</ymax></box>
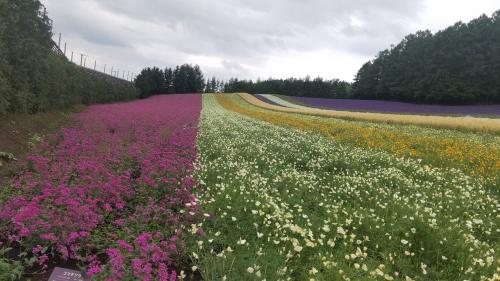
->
<box><xmin>42</xmin><ymin>0</ymin><xmax>490</xmax><ymax>81</ymax></box>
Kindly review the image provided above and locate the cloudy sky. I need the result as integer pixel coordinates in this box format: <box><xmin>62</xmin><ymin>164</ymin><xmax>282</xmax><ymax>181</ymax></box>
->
<box><xmin>41</xmin><ymin>0</ymin><xmax>499</xmax><ymax>82</ymax></box>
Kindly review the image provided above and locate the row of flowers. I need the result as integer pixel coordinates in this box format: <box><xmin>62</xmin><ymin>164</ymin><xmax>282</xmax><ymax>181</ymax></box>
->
<box><xmin>185</xmin><ymin>94</ymin><xmax>497</xmax><ymax>280</ymax></box>
<box><xmin>220</xmin><ymin>94</ymin><xmax>500</xmax><ymax>180</ymax></box>
<box><xmin>0</xmin><ymin>95</ymin><xmax>203</xmax><ymax>280</ymax></box>
<box><xmin>239</xmin><ymin>92</ymin><xmax>500</xmax><ymax>133</ymax></box>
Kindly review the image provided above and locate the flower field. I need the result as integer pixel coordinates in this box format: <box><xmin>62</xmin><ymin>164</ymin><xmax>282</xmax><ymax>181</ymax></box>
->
<box><xmin>290</xmin><ymin>96</ymin><xmax>500</xmax><ymax>116</ymax></box>
<box><xmin>258</xmin><ymin>94</ymin><xmax>500</xmax><ymax>117</ymax></box>
<box><xmin>239</xmin><ymin>93</ymin><xmax>500</xmax><ymax>133</ymax></box>
<box><xmin>219</xmin><ymin>94</ymin><xmax>500</xmax><ymax>179</ymax></box>
<box><xmin>189</xmin><ymin>94</ymin><xmax>498</xmax><ymax>281</ymax></box>
<box><xmin>0</xmin><ymin>95</ymin><xmax>202</xmax><ymax>280</ymax></box>
<box><xmin>0</xmin><ymin>93</ymin><xmax>498</xmax><ymax>281</ymax></box>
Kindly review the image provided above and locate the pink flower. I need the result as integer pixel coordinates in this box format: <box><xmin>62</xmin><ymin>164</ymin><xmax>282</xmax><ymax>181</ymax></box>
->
<box><xmin>118</xmin><ymin>240</ymin><xmax>134</xmax><ymax>253</ymax></box>
<box><xmin>0</xmin><ymin>94</ymin><xmax>202</xmax><ymax>280</ymax></box>
<box><xmin>57</xmin><ymin>245</ymin><xmax>69</xmax><ymax>260</ymax></box>
<box><xmin>68</xmin><ymin>232</ymin><xmax>80</xmax><ymax>243</ymax></box>
<box><xmin>87</xmin><ymin>254</ymin><xmax>102</xmax><ymax>276</ymax></box>
<box><xmin>132</xmin><ymin>258</ymin><xmax>144</xmax><ymax>277</ymax></box>
<box><xmin>32</xmin><ymin>245</ymin><xmax>44</xmax><ymax>254</ymax></box>
<box><xmin>38</xmin><ymin>254</ymin><xmax>49</xmax><ymax>265</ymax></box>
<box><xmin>104</xmin><ymin>203</ymin><xmax>113</xmax><ymax>212</ymax></box>
<box><xmin>79</xmin><ymin>231</ymin><xmax>90</xmax><ymax>238</ymax></box>
<box><xmin>87</xmin><ymin>265</ymin><xmax>102</xmax><ymax>276</ymax></box>
<box><xmin>158</xmin><ymin>263</ymin><xmax>169</xmax><ymax>281</ymax></box>
<box><xmin>19</xmin><ymin>227</ymin><xmax>30</xmax><ymax>237</ymax></box>
<box><xmin>135</xmin><ymin>232</ymin><xmax>152</xmax><ymax>252</ymax></box>
<box><xmin>40</xmin><ymin>233</ymin><xmax>58</xmax><ymax>242</ymax></box>
<box><xmin>170</xmin><ymin>270</ymin><xmax>177</xmax><ymax>281</ymax></box>
<box><xmin>106</xmin><ymin>248</ymin><xmax>124</xmax><ymax>276</ymax></box>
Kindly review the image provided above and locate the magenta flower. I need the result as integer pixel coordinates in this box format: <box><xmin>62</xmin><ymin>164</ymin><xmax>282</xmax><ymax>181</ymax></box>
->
<box><xmin>87</xmin><ymin>265</ymin><xmax>102</xmax><ymax>276</ymax></box>
<box><xmin>38</xmin><ymin>254</ymin><xmax>49</xmax><ymax>265</ymax></box>
<box><xmin>0</xmin><ymin>94</ymin><xmax>202</xmax><ymax>279</ymax></box>
<box><xmin>118</xmin><ymin>240</ymin><xmax>133</xmax><ymax>253</ymax></box>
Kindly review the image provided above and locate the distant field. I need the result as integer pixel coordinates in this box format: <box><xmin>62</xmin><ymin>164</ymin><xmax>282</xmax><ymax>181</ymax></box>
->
<box><xmin>284</xmin><ymin>95</ymin><xmax>500</xmax><ymax>116</ymax></box>
<box><xmin>246</xmin><ymin>94</ymin><xmax>500</xmax><ymax>133</ymax></box>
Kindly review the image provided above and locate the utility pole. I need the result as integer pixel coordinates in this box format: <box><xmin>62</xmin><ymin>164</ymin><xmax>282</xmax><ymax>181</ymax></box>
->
<box><xmin>104</xmin><ymin>64</ymin><xmax>107</xmax><ymax>74</ymax></box>
<box><xmin>94</xmin><ymin>60</ymin><xmax>97</xmax><ymax>71</ymax></box>
<box><xmin>84</xmin><ymin>57</ymin><xmax>87</xmax><ymax>68</ymax></box>
<box><xmin>71</xmin><ymin>51</ymin><xmax>74</xmax><ymax>63</ymax></box>
<box><xmin>111</xmin><ymin>66</ymin><xmax>114</xmax><ymax>77</ymax></box>
<box><xmin>64</xmin><ymin>43</ymin><xmax>67</xmax><ymax>56</ymax></box>
<box><xmin>58</xmin><ymin>33</ymin><xmax>61</xmax><ymax>48</ymax></box>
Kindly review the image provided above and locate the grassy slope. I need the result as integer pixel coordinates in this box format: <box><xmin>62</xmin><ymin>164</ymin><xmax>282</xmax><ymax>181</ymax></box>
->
<box><xmin>0</xmin><ymin>107</ymin><xmax>83</xmax><ymax>182</ymax></box>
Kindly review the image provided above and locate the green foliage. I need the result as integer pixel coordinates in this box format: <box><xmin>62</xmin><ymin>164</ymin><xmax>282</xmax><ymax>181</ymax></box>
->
<box><xmin>135</xmin><ymin>64</ymin><xmax>205</xmax><ymax>98</ymax></box>
<box><xmin>223</xmin><ymin>77</ymin><xmax>352</xmax><ymax>98</ymax></box>
<box><xmin>174</xmin><ymin>64</ymin><xmax>204</xmax><ymax>93</ymax></box>
<box><xmin>134</xmin><ymin>67</ymin><xmax>165</xmax><ymax>98</ymax></box>
<box><xmin>204</xmin><ymin>77</ymin><xmax>222</xmax><ymax>93</ymax></box>
<box><xmin>353</xmin><ymin>10</ymin><xmax>500</xmax><ymax>104</ymax></box>
<box><xmin>0</xmin><ymin>247</ymin><xmax>24</xmax><ymax>281</ymax></box>
<box><xmin>0</xmin><ymin>0</ymin><xmax>139</xmax><ymax>115</ymax></box>
<box><xmin>164</xmin><ymin>67</ymin><xmax>174</xmax><ymax>93</ymax></box>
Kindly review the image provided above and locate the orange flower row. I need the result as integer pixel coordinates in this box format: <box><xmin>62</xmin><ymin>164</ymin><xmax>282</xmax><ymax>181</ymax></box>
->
<box><xmin>217</xmin><ymin>94</ymin><xmax>500</xmax><ymax>179</ymax></box>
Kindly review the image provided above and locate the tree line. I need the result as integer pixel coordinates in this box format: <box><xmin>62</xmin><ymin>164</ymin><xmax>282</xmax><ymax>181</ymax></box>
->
<box><xmin>223</xmin><ymin>77</ymin><xmax>352</xmax><ymax>98</ymax></box>
<box><xmin>0</xmin><ymin>0</ymin><xmax>138</xmax><ymax>115</ymax></box>
<box><xmin>135</xmin><ymin>65</ymin><xmax>352</xmax><ymax>99</ymax></box>
<box><xmin>352</xmin><ymin>10</ymin><xmax>500</xmax><ymax>104</ymax></box>
<box><xmin>135</xmin><ymin>64</ymin><xmax>205</xmax><ymax>98</ymax></box>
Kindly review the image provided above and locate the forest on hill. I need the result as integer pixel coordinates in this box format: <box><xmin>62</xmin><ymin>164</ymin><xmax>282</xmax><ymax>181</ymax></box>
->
<box><xmin>351</xmin><ymin>10</ymin><xmax>500</xmax><ymax>104</ymax></box>
<box><xmin>0</xmin><ymin>0</ymin><xmax>138</xmax><ymax>115</ymax></box>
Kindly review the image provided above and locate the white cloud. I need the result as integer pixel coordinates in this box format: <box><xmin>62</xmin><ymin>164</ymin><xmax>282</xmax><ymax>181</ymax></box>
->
<box><xmin>41</xmin><ymin>0</ymin><xmax>498</xmax><ymax>81</ymax></box>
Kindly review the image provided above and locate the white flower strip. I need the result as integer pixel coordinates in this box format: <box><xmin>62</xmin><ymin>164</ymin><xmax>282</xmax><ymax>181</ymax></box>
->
<box><xmin>188</xmin><ymin>94</ymin><xmax>498</xmax><ymax>281</ymax></box>
<box><xmin>258</xmin><ymin>94</ymin><xmax>311</xmax><ymax>109</ymax></box>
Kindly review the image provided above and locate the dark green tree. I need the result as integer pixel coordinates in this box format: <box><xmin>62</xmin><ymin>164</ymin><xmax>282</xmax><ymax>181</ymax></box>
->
<box><xmin>0</xmin><ymin>0</ymin><xmax>138</xmax><ymax>114</ymax></box>
<box><xmin>134</xmin><ymin>67</ymin><xmax>165</xmax><ymax>98</ymax></box>
<box><xmin>352</xmin><ymin>10</ymin><xmax>500</xmax><ymax>104</ymax></box>
<box><xmin>222</xmin><ymin>76</ymin><xmax>352</xmax><ymax>98</ymax></box>
<box><xmin>164</xmin><ymin>67</ymin><xmax>174</xmax><ymax>93</ymax></box>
